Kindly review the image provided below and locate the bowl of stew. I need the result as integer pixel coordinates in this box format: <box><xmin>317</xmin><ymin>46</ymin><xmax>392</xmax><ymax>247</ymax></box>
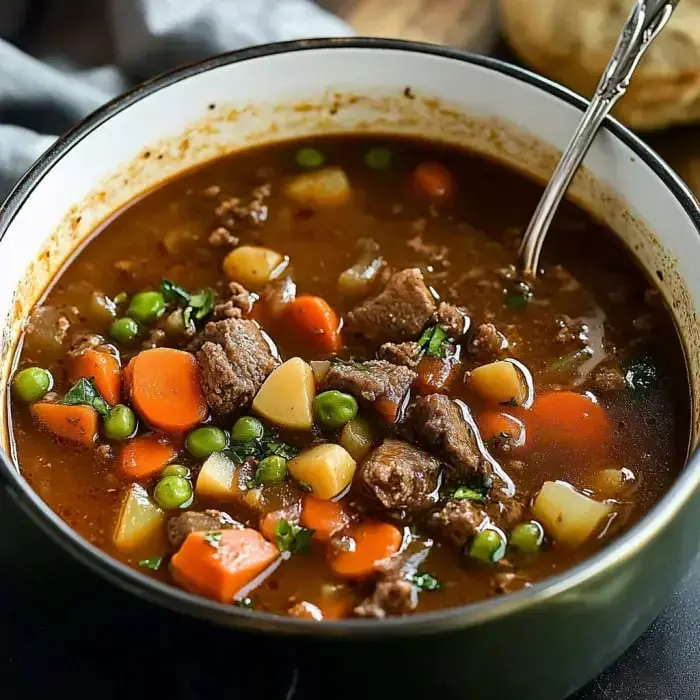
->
<box><xmin>1</xmin><ymin>38</ymin><xmax>700</xmax><ymax>700</ymax></box>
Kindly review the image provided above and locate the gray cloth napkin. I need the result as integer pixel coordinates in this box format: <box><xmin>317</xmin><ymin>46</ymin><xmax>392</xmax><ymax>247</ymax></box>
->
<box><xmin>0</xmin><ymin>0</ymin><xmax>351</xmax><ymax>197</ymax></box>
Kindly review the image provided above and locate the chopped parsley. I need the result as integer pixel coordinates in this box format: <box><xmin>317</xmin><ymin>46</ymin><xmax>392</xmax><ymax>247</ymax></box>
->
<box><xmin>138</xmin><ymin>556</ymin><xmax>163</xmax><ymax>571</ymax></box>
<box><xmin>236</xmin><ymin>597</ymin><xmax>254</xmax><ymax>609</ymax></box>
<box><xmin>265</xmin><ymin>441</ymin><xmax>299</xmax><ymax>460</ymax></box>
<box><xmin>203</xmin><ymin>531</ymin><xmax>223</xmax><ymax>550</ymax></box>
<box><xmin>160</xmin><ymin>279</ymin><xmax>215</xmax><ymax>332</ymax></box>
<box><xmin>499</xmin><ymin>397</ymin><xmax>519</xmax><ymax>408</ymax></box>
<box><xmin>275</xmin><ymin>518</ymin><xmax>314</xmax><ymax>554</ymax></box>
<box><xmin>59</xmin><ymin>377</ymin><xmax>110</xmax><ymax>418</ymax></box>
<box><xmin>452</xmin><ymin>486</ymin><xmax>486</xmax><ymax>502</ymax></box>
<box><xmin>226</xmin><ymin>425</ymin><xmax>298</xmax><ymax>478</ymax></box>
<box><xmin>417</xmin><ymin>324</ymin><xmax>449</xmax><ymax>358</ymax></box>
<box><xmin>411</xmin><ymin>572</ymin><xmax>442</xmax><ymax>591</ymax></box>
<box><xmin>504</xmin><ymin>280</ymin><xmax>533</xmax><ymax>311</ymax></box>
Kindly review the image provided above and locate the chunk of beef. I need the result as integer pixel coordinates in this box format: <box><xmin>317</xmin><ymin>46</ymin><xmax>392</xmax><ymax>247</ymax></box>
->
<box><xmin>361</xmin><ymin>439</ymin><xmax>441</xmax><ymax>512</ymax></box>
<box><xmin>213</xmin><ymin>282</ymin><xmax>255</xmax><ymax>320</ymax></box>
<box><xmin>437</xmin><ymin>302</ymin><xmax>470</xmax><ymax>338</ymax></box>
<box><xmin>353</xmin><ymin>577</ymin><xmax>417</xmax><ymax>619</ymax></box>
<box><xmin>467</xmin><ymin>323</ymin><xmax>509</xmax><ymax>362</ymax></box>
<box><xmin>208</xmin><ymin>226</ymin><xmax>239</xmax><ymax>248</ymax></box>
<box><xmin>260</xmin><ymin>276</ymin><xmax>296</xmax><ymax>319</ymax></box>
<box><xmin>378</xmin><ymin>341</ymin><xmax>423</xmax><ymax>369</ymax></box>
<box><xmin>486</xmin><ymin>495</ymin><xmax>525</xmax><ymax>530</ymax></box>
<box><xmin>555</xmin><ymin>316</ymin><xmax>588</xmax><ymax>346</ymax></box>
<box><xmin>196</xmin><ymin>318</ymin><xmax>279</xmax><ymax>414</ymax></box>
<box><xmin>346</xmin><ymin>268</ymin><xmax>437</xmax><ymax>342</ymax></box>
<box><xmin>95</xmin><ymin>443</ymin><xmax>114</xmax><ymax>464</ymax></box>
<box><xmin>167</xmin><ymin>509</ymin><xmax>240</xmax><ymax>549</ymax></box>
<box><xmin>590</xmin><ymin>365</ymin><xmax>626</xmax><ymax>394</ymax></box>
<box><xmin>324</xmin><ymin>360</ymin><xmax>416</xmax><ymax>422</ymax></box>
<box><xmin>403</xmin><ymin>394</ymin><xmax>488</xmax><ymax>482</ymax></box>
<box><xmin>214</xmin><ymin>182</ymin><xmax>271</xmax><ymax>229</ymax></box>
<box><xmin>142</xmin><ymin>328</ymin><xmax>166</xmax><ymax>350</ymax></box>
<box><xmin>427</xmin><ymin>498</ymin><xmax>487</xmax><ymax>547</ymax></box>
<box><xmin>67</xmin><ymin>332</ymin><xmax>111</xmax><ymax>359</ymax></box>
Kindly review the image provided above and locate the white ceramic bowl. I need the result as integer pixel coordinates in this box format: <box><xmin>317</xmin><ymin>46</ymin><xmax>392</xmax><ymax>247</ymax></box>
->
<box><xmin>1</xmin><ymin>39</ymin><xmax>699</xmax><ymax>700</ymax></box>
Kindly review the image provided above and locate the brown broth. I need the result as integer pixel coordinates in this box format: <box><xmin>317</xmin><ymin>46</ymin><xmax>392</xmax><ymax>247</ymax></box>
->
<box><xmin>8</xmin><ymin>135</ymin><xmax>689</xmax><ymax>617</ymax></box>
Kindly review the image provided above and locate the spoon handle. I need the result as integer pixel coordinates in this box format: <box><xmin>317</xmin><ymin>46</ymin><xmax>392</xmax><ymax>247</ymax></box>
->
<box><xmin>519</xmin><ymin>0</ymin><xmax>681</xmax><ymax>279</ymax></box>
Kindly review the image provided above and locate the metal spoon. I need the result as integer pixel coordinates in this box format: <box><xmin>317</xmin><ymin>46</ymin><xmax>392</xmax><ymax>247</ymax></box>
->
<box><xmin>519</xmin><ymin>0</ymin><xmax>681</xmax><ymax>279</ymax></box>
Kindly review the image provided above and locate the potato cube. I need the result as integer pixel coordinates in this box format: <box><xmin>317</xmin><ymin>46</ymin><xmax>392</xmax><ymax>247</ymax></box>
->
<box><xmin>114</xmin><ymin>484</ymin><xmax>165</xmax><ymax>552</ymax></box>
<box><xmin>223</xmin><ymin>245</ymin><xmax>287</xmax><ymax>290</ymax></box>
<box><xmin>252</xmin><ymin>357</ymin><xmax>315</xmax><ymax>430</ymax></box>
<box><xmin>532</xmin><ymin>480</ymin><xmax>613</xmax><ymax>547</ymax></box>
<box><xmin>284</xmin><ymin>167</ymin><xmax>351</xmax><ymax>208</ymax></box>
<box><xmin>289</xmin><ymin>444</ymin><xmax>357</xmax><ymax>500</ymax></box>
<box><xmin>469</xmin><ymin>360</ymin><xmax>526</xmax><ymax>405</ymax></box>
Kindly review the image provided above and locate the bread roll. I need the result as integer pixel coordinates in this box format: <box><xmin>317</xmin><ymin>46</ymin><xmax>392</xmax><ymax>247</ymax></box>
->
<box><xmin>500</xmin><ymin>0</ymin><xmax>700</xmax><ymax>130</ymax></box>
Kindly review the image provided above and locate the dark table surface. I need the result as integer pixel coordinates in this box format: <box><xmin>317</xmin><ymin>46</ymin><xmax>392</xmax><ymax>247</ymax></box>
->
<box><xmin>2</xmin><ymin>486</ymin><xmax>699</xmax><ymax>700</ymax></box>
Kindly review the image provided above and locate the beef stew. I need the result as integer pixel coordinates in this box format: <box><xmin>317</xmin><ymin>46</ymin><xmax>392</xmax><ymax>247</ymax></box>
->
<box><xmin>7</xmin><ymin>135</ymin><xmax>688</xmax><ymax>620</ymax></box>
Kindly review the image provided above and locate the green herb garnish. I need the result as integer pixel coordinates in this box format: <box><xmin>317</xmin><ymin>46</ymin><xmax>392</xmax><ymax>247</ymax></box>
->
<box><xmin>265</xmin><ymin>441</ymin><xmax>299</xmax><ymax>460</ymax></box>
<box><xmin>452</xmin><ymin>486</ymin><xmax>486</xmax><ymax>502</ymax></box>
<box><xmin>138</xmin><ymin>556</ymin><xmax>163</xmax><ymax>571</ymax></box>
<box><xmin>411</xmin><ymin>572</ymin><xmax>442</xmax><ymax>591</ymax></box>
<box><xmin>504</xmin><ymin>280</ymin><xmax>533</xmax><ymax>311</ymax></box>
<box><xmin>236</xmin><ymin>597</ymin><xmax>254</xmax><ymax>609</ymax></box>
<box><xmin>59</xmin><ymin>377</ymin><xmax>110</xmax><ymax>418</ymax></box>
<box><xmin>417</xmin><ymin>324</ymin><xmax>449</xmax><ymax>358</ymax></box>
<box><xmin>203</xmin><ymin>531</ymin><xmax>223</xmax><ymax>550</ymax></box>
<box><xmin>275</xmin><ymin>519</ymin><xmax>314</xmax><ymax>554</ymax></box>
<box><xmin>161</xmin><ymin>279</ymin><xmax>215</xmax><ymax>332</ymax></box>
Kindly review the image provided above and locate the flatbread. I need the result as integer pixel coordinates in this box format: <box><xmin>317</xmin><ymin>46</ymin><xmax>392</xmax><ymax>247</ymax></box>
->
<box><xmin>500</xmin><ymin>0</ymin><xmax>700</xmax><ymax>130</ymax></box>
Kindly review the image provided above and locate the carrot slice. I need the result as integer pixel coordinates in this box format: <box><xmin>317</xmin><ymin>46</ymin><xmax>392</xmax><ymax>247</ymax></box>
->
<box><xmin>477</xmin><ymin>411</ymin><xmax>526</xmax><ymax>452</ymax></box>
<box><xmin>374</xmin><ymin>397</ymin><xmax>400</xmax><ymax>424</ymax></box>
<box><xmin>285</xmin><ymin>295</ymin><xmax>341</xmax><ymax>354</ymax></box>
<box><xmin>528</xmin><ymin>391</ymin><xmax>611</xmax><ymax>451</ymax></box>
<box><xmin>329</xmin><ymin>521</ymin><xmax>403</xmax><ymax>579</ymax></box>
<box><xmin>119</xmin><ymin>434</ymin><xmax>177</xmax><ymax>481</ymax></box>
<box><xmin>123</xmin><ymin>356</ymin><xmax>136</xmax><ymax>399</ymax></box>
<box><xmin>301</xmin><ymin>496</ymin><xmax>350</xmax><ymax>542</ymax></box>
<box><xmin>414</xmin><ymin>356</ymin><xmax>458</xmax><ymax>395</ymax></box>
<box><xmin>31</xmin><ymin>403</ymin><xmax>98</xmax><ymax>448</ymax></box>
<box><xmin>69</xmin><ymin>348</ymin><xmax>121</xmax><ymax>405</ymax></box>
<box><xmin>127</xmin><ymin>348</ymin><xmax>207</xmax><ymax>433</ymax></box>
<box><xmin>171</xmin><ymin>528</ymin><xmax>280</xmax><ymax>603</ymax></box>
<box><xmin>411</xmin><ymin>161</ymin><xmax>456</xmax><ymax>200</ymax></box>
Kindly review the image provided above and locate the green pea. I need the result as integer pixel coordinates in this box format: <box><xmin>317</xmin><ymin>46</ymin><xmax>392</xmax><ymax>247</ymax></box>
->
<box><xmin>127</xmin><ymin>291</ymin><xmax>166</xmax><ymax>323</ymax></box>
<box><xmin>186</xmin><ymin>426</ymin><xmax>227</xmax><ymax>458</ymax></box>
<box><xmin>154</xmin><ymin>475</ymin><xmax>193</xmax><ymax>510</ymax></box>
<box><xmin>103</xmin><ymin>404</ymin><xmax>137</xmax><ymax>440</ymax></box>
<box><xmin>364</xmin><ymin>146</ymin><xmax>392</xmax><ymax>170</ymax></box>
<box><xmin>162</xmin><ymin>464</ymin><xmax>190</xmax><ymax>478</ymax></box>
<box><xmin>109</xmin><ymin>317</ymin><xmax>139</xmax><ymax>343</ymax></box>
<box><xmin>468</xmin><ymin>529</ymin><xmax>506</xmax><ymax>564</ymax></box>
<box><xmin>12</xmin><ymin>367</ymin><xmax>53</xmax><ymax>403</ymax></box>
<box><xmin>254</xmin><ymin>455</ymin><xmax>288</xmax><ymax>484</ymax></box>
<box><xmin>509</xmin><ymin>521</ymin><xmax>544</xmax><ymax>554</ymax></box>
<box><xmin>313</xmin><ymin>390</ymin><xmax>358</xmax><ymax>429</ymax></box>
<box><xmin>231</xmin><ymin>416</ymin><xmax>265</xmax><ymax>443</ymax></box>
<box><xmin>295</xmin><ymin>147</ymin><xmax>325</xmax><ymax>169</ymax></box>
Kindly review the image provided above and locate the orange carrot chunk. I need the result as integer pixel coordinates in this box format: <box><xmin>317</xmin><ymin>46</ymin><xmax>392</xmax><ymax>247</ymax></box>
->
<box><xmin>414</xmin><ymin>356</ymin><xmax>458</xmax><ymax>395</ymax></box>
<box><xmin>329</xmin><ymin>521</ymin><xmax>403</xmax><ymax>579</ymax></box>
<box><xmin>285</xmin><ymin>295</ymin><xmax>341</xmax><ymax>354</ymax></box>
<box><xmin>528</xmin><ymin>391</ymin><xmax>611</xmax><ymax>451</ymax></box>
<box><xmin>69</xmin><ymin>348</ymin><xmax>121</xmax><ymax>406</ymax></box>
<box><xmin>411</xmin><ymin>161</ymin><xmax>456</xmax><ymax>200</ymax></box>
<box><xmin>171</xmin><ymin>528</ymin><xmax>280</xmax><ymax>603</ymax></box>
<box><xmin>477</xmin><ymin>411</ymin><xmax>526</xmax><ymax>452</ymax></box>
<box><xmin>119</xmin><ymin>434</ymin><xmax>177</xmax><ymax>481</ymax></box>
<box><xmin>31</xmin><ymin>403</ymin><xmax>98</xmax><ymax>448</ymax></box>
<box><xmin>127</xmin><ymin>348</ymin><xmax>207</xmax><ymax>433</ymax></box>
<box><xmin>301</xmin><ymin>496</ymin><xmax>350</xmax><ymax>542</ymax></box>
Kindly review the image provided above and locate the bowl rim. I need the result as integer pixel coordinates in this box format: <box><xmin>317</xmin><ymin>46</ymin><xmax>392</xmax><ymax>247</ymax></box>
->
<box><xmin>1</xmin><ymin>36</ymin><xmax>699</xmax><ymax>637</ymax></box>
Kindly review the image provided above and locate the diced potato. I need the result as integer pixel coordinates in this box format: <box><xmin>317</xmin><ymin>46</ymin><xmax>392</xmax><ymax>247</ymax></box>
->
<box><xmin>337</xmin><ymin>258</ymin><xmax>383</xmax><ymax>296</ymax></box>
<box><xmin>113</xmin><ymin>484</ymin><xmax>165</xmax><ymax>552</ymax></box>
<box><xmin>340</xmin><ymin>416</ymin><xmax>374</xmax><ymax>461</ymax></box>
<box><xmin>469</xmin><ymin>360</ymin><xmax>526</xmax><ymax>405</ymax></box>
<box><xmin>252</xmin><ymin>357</ymin><xmax>315</xmax><ymax>430</ymax></box>
<box><xmin>223</xmin><ymin>245</ymin><xmax>287</xmax><ymax>290</ymax></box>
<box><xmin>196</xmin><ymin>451</ymin><xmax>241</xmax><ymax>500</ymax></box>
<box><xmin>532</xmin><ymin>481</ymin><xmax>613</xmax><ymax>547</ymax></box>
<box><xmin>288</xmin><ymin>444</ymin><xmax>357</xmax><ymax>500</ymax></box>
<box><xmin>590</xmin><ymin>468</ymin><xmax>634</xmax><ymax>499</ymax></box>
<box><xmin>284</xmin><ymin>167</ymin><xmax>351</xmax><ymax>208</ymax></box>
<box><xmin>310</xmin><ymin>360</ymin><xmax>331</xmax><ymax>384</ymax></box>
